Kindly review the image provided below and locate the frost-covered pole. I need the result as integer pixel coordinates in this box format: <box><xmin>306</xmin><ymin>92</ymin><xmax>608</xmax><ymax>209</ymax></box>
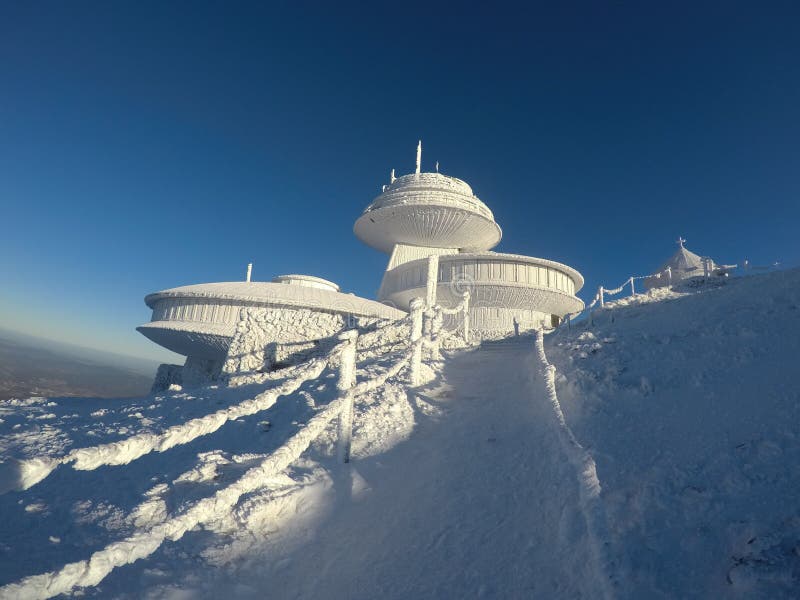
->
<box><xmin>599</xmin><ymin>286</ymin><xmax>605</xmax><ymax>307</ymax></box>
<box><xmin>430</xmin><ymin>306</ymin><xmax>443</xmax><ymax>361</ymax></box>
<box><xmin>246</xmin><ymin>263</ymin><xmax>252</xmax><ymax>282</ymax></box>
<box><xmin>423</xmin><ymin>307</ymin><xmax>434</xmax><ymax>359</ymax></box>
<box><xmin>415</xmin><ymin>140</ymin><xmax>422</xmax><ymax>174</ymax></box>
<box><xmin>390</xmin><ymin>168</ymin><xmax>396</xmax><ymax>184</ymax></box>
<box><xmin>336</xmin><ymin>329</ymin><xmax>358</xmax><ymax>464</ymax></box>
<box><xmin>462</xmin><ymin>290</ymin><xmax>471</xmax><ymax>343</ymax></box>
<box><xmin>425</xmin><ymin>254</ymin><xmax>439</xmax><ymax>308</ymax></box>
<box><xmin>629</xmin><ymin>277</ymin><xmax>635</xmax><ymax>296</ymax></box>
<box><xmin>409</xmin><ymin>297</ymin><xmax>424</xmax><ymax>386</ymax></box>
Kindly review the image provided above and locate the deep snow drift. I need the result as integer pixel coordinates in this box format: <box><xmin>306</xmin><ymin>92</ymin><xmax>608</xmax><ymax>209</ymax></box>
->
<box><xmin>0</xmin><ymin>268</ymin><xmax>798</xmax><ymax>598</ymax></box>
<box><xmin>549</xmin><ymin>268</ymin><xmax>800</xmax><ymax>598</ymax></box>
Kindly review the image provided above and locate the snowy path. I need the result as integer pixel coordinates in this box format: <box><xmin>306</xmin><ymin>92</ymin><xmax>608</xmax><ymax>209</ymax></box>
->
<box><xmin>229</xmin><ymin>338</ymin><xmax>605</xmax><ymax>599</ymax></box>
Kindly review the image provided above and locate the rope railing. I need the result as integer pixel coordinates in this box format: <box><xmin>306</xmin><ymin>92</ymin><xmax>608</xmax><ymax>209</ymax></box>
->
<box><xmin>1</xmin><ymin>357</ymin><xmax>331</xmax><ymax>495</ymax></box>
<box><xmin>559</xmin><ymin>255</ymin><xmax>782</xmax><ymax>331</ymax></box>
<box><xmin>0</xmin><ymin>371</ymin><xmax>362</xmax><ymax>600</ymax></box>
<box><xmin>532</xmin><ymin>330</ymin><xmax>614</xmax><ymax>599</ymax></box>
<box><xmin>0</xmin><ymin>288</ymin><xmax>474</xmax><ymax>598</ymax></box>
<box><xmin>0</xmin><ymin>329</ymin><xmax>419</xmax><ymax>599</ymax></box>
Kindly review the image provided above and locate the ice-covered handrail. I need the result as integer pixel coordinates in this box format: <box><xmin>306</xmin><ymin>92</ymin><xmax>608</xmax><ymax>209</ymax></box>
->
<box><xmin>533</xmin><ymin>330</ymin><xmax>614</xmax><ymax>600</ymax></box>
<box><xmin>0</xmin><ymin>327</ymin><xmax>425</xmax><ymax>598</ymax></box>
<box><xmin>0</xmin><ymin>386</ymin><xmax>357</xmax><ymax>600</ymax></box>
<box><xmin>438</xmin><ymin>291</ymin><xmax>470</xmax><ymax>315</ymax></box>
<box><xmin>356</xmin><ymin>313</ymin><xmax>412</xmax><ymax>347</ymax></box>
<box><xmin>2</xmin><ymin>357</ymin><xmax>330</xmax><ymax>495</ymax></box>
<box><xmin>0</xmin><ymin>295</ymin><xmax>458</xmax><ymax>596</ymax></box>
<box><xmin>353</xmin><ymin>352</ymin><xmax>412</xmax><ymax>396</ymax></box>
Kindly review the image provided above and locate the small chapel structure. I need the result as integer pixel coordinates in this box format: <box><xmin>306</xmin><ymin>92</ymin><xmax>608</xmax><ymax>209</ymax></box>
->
<box><xmin>645</xmin><ymin>237</ymin><xmax>723</xmax><ymax>289</ymax></box>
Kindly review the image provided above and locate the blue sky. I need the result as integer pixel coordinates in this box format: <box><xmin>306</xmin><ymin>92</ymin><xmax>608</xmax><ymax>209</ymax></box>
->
<box><xmin>1</xmin><ymin>2</ymin><xmax>798</xmax><ymax>363</ymax></box>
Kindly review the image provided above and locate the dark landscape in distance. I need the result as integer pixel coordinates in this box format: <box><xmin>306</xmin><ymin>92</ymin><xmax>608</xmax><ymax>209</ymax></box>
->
<box><xmin>0</xmin><ymin>328</ymin><xmax>159</xmax><ymax>400</ymax></box>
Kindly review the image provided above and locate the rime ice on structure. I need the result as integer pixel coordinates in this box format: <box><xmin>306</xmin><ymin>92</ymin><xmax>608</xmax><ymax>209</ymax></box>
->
<box><xmin>138</xmin><ymin>142</ymin><xmax>585</xmax><ymax>387</ymax></box>
<box><xmin>355</xmin><ymin>141</ymin><xmax>584</xmax><ymax>335</ymax></box>
<box><xmin>644</xmin><ymin>237</ymin><xmax>718</xmax><ymax>289</ymax></box>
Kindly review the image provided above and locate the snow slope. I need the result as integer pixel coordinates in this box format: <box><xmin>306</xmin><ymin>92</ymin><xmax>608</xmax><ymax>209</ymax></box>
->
<box><xmin>548</xmin><ymin>268</ymin><xmax>800</xmax><ymax>598</ymax></box>
<box><xmin>0</xmin><ymin>268</ymin><xmax>798</xmax><ymax>598</ymax></box>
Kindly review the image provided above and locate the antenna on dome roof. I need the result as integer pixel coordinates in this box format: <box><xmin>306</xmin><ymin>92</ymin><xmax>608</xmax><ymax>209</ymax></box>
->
<box><xmin>677</xmin><ymin>236</ymin><xmax>686</xmax><ymax>248</ymax></box>
<box><xmin>390</xmin><ymin>168</ymin><xmax>395</xmax><ymax>183</ymax></box>
<box><xmin>435</xmin><ymin>161</ymin><xmax>439</xmax><ymax>173</ymax></box>
<box><xmin>246</xmin><ymin>263</ymin><xmax>253</xmax><ymax>282</ymax></box>
<box><xmin>415</xmin><ymin>140</ymin><xmax>422</xmax><ymax>174</ymax></box>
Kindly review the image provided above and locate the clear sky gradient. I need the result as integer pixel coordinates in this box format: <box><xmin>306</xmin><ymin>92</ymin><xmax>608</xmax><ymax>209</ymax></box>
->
<box><xmin>1</xmin><ymin>2</ymin><xmax>798</xmax><ymax>363</ymax></box>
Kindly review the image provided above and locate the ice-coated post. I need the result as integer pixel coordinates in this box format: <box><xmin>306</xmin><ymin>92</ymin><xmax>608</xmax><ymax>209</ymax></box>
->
<box><xmin>430</xmin><ymin>306</ymin><xmax>443</xmax><ymax>360</ymax></box>
<box><xmin>630</xmin><ymin>277</ymin><xmax>635</xmax><ymax>296</ymax></box>
<box><xmin>425</xmin><ymin>254</ymin><xmax>439</xmax><ymax>308</ymax></box>
<box><xmin>336</xmin><ymin>329</ymin><xmax>358</xmax><ymax>464</ymax></box>
<box><xmin>246</xmin><ymin>263</ymin><xmax>252</xmax><ymax>282</ymax></box>
<box><xmin>423</xmin><ymin>307</ymin><xmax>434</xmax><ymax>355</ymax></box>
<box><xmin>599</xmin><ymin>286</ymin><xmax>605</xmax><ymax>307</ymax></box>
<box><xmin>462</xmin><ymin>290</ymin><xmax>471</xmax><ymax>343</ymax></box>
<box><xmin>409</xmin><ymin>297</ymin><xmax>424</xmax><ymax>386</ymax></box>
<box><xmin>666</xmin><ymin>266</ymin><xmax>672</xmax><ymax>286</ymax></box>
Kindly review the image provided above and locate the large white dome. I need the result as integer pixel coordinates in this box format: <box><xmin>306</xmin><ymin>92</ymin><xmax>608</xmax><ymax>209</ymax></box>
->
<box><xmin>354</xmin><ymin>172</ymin><xmax>502</xmax><ymax>254</ymax></box>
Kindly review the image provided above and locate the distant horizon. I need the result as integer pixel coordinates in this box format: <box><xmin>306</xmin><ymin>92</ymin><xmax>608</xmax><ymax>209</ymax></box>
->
<box><xmin>0</xmin><ymin>324</ymin><xmax>165</xmax><ymax>371</ymax></box>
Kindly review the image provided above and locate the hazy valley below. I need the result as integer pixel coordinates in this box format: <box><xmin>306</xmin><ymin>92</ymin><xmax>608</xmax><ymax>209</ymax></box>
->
<box><xmin>0</xmin><ymin>328</ymin><xmax>159</xmax><ymax>400</ymax></box>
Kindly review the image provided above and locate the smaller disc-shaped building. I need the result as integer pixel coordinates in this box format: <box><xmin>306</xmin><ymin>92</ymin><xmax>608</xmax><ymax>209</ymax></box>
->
<box><xmin>355</xmin><ymin>144</ymin><xmax>584</xmax><ymax>334</ymax></box>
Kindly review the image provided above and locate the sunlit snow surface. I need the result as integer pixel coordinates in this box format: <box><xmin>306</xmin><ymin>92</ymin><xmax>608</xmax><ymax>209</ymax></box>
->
<box><xmin>1</xmin><ymin>268</ymin><xmax>799</xmax><ymax>598</ymax></box>
<box><xmin>549</xmin><ymin>268</ymin><xmax>800</xmax><ymax>598</ymax></box>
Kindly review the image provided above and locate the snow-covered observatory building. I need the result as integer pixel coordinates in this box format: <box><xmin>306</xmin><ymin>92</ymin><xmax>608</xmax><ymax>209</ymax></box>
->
<box><xmin>138</xmin><ymin>275</ymin><xmax>404</xmax><ymax>386</ymax></box>
<box><xmin>138</xmin><ymin>142</ymin><xmax>584</xmax><ymax>387</ymax></box>
<box><xmin>355</xmin><ymin>142</ymin><xmax>584</xmax><ymax>334</ymax></box>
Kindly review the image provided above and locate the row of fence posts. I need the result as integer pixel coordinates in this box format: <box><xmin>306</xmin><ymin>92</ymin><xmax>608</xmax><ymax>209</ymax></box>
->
<box><xmin>567</xmin><ymin>255</ymin><xmax>779</xmax><ymax>332</ymax></box>
<box><xmin>335</xmin><ymin>253</ymin><xmax>471</xmax><ymax>463</ymax></box>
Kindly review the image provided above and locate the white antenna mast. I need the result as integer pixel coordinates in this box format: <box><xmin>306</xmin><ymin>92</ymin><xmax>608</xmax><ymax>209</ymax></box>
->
<box><xmin>390</xmin><ymin>168</ymin><xmax>395</xmax><ymax>183</ymax></box>
<box><xmin>415</xmin><ymin>140</ymin><xmax>422</xmax><ymax>174</ymax></box>
<box><xmin>246</xmin><ymin>263</ymin><xmax>253</xmax><ymax>282</ymax></box>
<box><xmin>435</xmin><ymin>161</ymin><xmax>439</xmax><ymax>173</ymax></box>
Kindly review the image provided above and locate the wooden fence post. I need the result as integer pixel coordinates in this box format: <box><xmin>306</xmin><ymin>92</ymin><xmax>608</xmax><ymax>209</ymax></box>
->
<box><xmin>409</xmin><ymin>297</ymin><xmax>424</xmax><ymax>386</ymax></box>
<box><xmin>336</xmin><ymin>329</ymin><xmax>358</xmax><ymax>464</ymax></box>
<box><xmin>461</xmin><ymin>291</ymin><xmax>471</xmax><ymax>344</ymax></box>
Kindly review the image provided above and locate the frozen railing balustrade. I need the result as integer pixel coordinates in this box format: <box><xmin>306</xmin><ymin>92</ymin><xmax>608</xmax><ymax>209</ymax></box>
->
<box><xmin>0</xmin><ymin>291</ymin><xmax>468</xmax><ymax>599</ymax></box>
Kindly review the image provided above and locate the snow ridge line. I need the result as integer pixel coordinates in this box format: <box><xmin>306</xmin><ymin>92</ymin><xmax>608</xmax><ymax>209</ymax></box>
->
<box><xmin>534</xmin><ymin>330</ymin><xmax>615</xmax><ymax>600</ymax></box>
<box><xmin>4</xmin><ymin>358</ymin><xmax>329</xmax><ymax>494</ymax></box>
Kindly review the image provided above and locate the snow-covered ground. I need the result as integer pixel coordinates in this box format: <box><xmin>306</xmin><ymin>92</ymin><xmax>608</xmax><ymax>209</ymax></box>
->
<box><xmin>1</xmin><ymin>268</ymin><xmax>798</xmax><ymax>598</ymax></box>
<box><xmin>549</xmin><ymin>268</ymin><xmax>800</xmax><ymax>598</ymax></box>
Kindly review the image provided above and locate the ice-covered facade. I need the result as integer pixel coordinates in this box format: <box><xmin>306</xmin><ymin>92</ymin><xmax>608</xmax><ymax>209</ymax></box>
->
<box><xmin>138</xmin><ymin>142</ymin><xmax>584</xmax><ymax>387</ymax></box>
<box><xmin>355</xmin><ymin>142</ymin><xmax>584</xmax><ymax>334</ymax></box>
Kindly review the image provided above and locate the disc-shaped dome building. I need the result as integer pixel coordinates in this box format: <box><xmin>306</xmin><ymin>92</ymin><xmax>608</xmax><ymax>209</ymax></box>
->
<box><xmin>138</xmin><ymin>142</ymin><xmax>585</xmax><ymax>386</ymax></box>
<box><xmin>356</xmin><ymin>142</ymin><xmax>584</xmax><ymax>333</ymax></box>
